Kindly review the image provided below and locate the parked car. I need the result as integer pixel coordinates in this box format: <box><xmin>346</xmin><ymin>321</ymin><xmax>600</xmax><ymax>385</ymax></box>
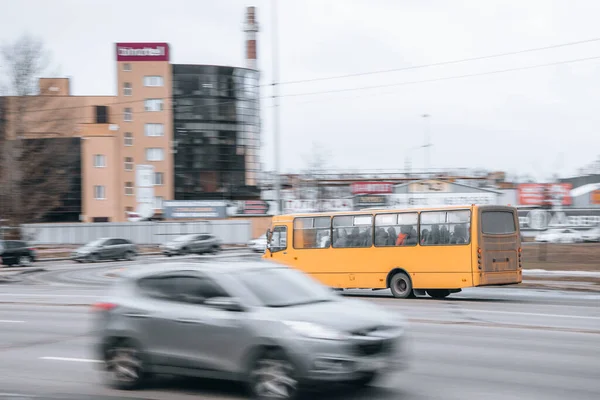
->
<box><xmin>247</xmin><ymin>233</ymin><xmax>267</xmax><ymax>253</ymax></box>
<box><xmin>72</xmin><ymin>238</ymin><xmax>137</xmax><ymax>263</ymax></box>
<box><xmin>92</xmin><ymin>261</ymin><xmax>408</xmax><ymax>398</ymax></box>
<box><xmin>160</xmin><ymin>233</ymin><xmax>221</xmax><ymax>256</ymax></box>
<box><xmin>581</xmin><ymin>227</ymin><xmax>600</xmax><ymax>242</ymax></box>
<box><xmin>535</xmin><ymin>228</ymin><xmax>583</xmax><ymax>244</ymax></box>
<box><xmin>0</xmin><ymin>240</ymin><xmax>37</xmax><ymax>267</ymax></box>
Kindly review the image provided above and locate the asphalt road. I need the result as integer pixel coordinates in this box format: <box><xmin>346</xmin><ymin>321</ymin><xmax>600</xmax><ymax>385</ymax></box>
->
<box><xmin>0</xmin><ymin>254</ymin><xmax>598</xmax><ymax>400</ymax></box>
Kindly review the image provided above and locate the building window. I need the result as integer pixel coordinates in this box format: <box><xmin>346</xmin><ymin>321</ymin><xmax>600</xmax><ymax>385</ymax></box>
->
<box><xmin>94</xmin><ymin>185</ymin><xmax>105</xmax><ymax>200</ymax></box>
<box><xmin>125</xmin><ymin>157</ymin><xmax>134</xmax><ymax>171</ymax></box>
<box><xmin>125</xmin><ymin>182</ymin><xmax>134</xmax><ymax>196</ymax></box>
<box><xmin>93</xmin><ymin>154</ymin><xmax>106</xmax><ymax>168</ymax></box>
<box><xmin>123</xmin><ymin>82</ymin><xmax>132</xmax><ymax>96</ymax></box>
<box><xmin>123</xmin><ymin>63</ymin><xmax>131</xmax><ymax>71</ymax></box>
<box><xmin>154</xmin><ymin>172</ymin><xmax>164</xmax><ymax>185</ymax></box>
<box><xmin>144</xmin><ymin>123</ymin><xmax>164</xmax><ymax>137</ymax></box>
<box><xmin>124</xmin><ymin>132</ymin><xmax>133</xmax><ymax>146</ymax></box>
<box><xmin>124</xmin><ymin>107</ymin><xmax>132</xmax><ymax>121</ymax></box>
<box><xmin>144</xmin><ymin>76</ymin><xmax>164</xmax><ymax>87</ymax></box>
<box><xmin>144</xmin><ymin>99</ymin><xmax>164</xmax><ymax>112</ymax></box>
<box><xmin>154</xmin><ymin>196</ymin><xmax>164</xmax><ymax>210</ymax></box>
<box><xmin>145</xmin><ymin>148</ymin><xmax>164</xmax><ymax>162</ymax></box>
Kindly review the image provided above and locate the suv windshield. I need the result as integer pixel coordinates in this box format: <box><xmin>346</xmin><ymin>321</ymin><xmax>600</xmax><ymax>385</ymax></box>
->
<box><xmin>173</xmin><ymin>235</ymin><xmax>196</xmax><ymax>242</ymax></box>
<box><xmin>83</xmin><ymin>239</ymin><xmax>105</xmax><ymax>248</ymax></box>
<box><xmin>236</xmin><ymin>267</ymin><xmax>335</xmax><ymax>308</ymax></box>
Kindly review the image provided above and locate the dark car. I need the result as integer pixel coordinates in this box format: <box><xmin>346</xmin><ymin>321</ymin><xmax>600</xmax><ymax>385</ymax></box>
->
<box><xmin>160</xmin><ymin>233</ymin><xmax>222</xmax><ymax>256</ymax></box>
<box><xmin>93</xmin><ymin>261</ymin><xmax>407</xmax><ymax>398</ymax></box>
<box><xmin>0</xmin><ymin>240</ymin><xmax>37</xmax><ymax>267</ymax></box>
<box><xmin>72</xmin><ymin>238</ymin><xmax>137</xmax><ymax>263</ymax></box>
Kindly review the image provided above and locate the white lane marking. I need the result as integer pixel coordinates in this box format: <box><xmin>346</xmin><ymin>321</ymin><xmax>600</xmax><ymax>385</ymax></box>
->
<box><xmin>0</xmin><ymin>320</ymin><xmax>25</xmax><ymax>323</ymax></box>
<box><xmin>0</xmin><ymin>294</ymin><xmax>99</xmax><ymax>298</ymax></box>
<box><xmin>40</xmin><ymin>356</ymin><xmax>102</xmax><ymax>363</ymax></box>
<box><xmin>462</xmin><ymin>309</ymin><xmax>600</xmax><ymax>320</ymax></box>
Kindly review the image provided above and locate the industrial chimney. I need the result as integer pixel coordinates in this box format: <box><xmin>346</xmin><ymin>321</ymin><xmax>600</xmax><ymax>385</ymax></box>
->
<box><xmin>244</xmin><ymin>6</ymin><xmax>259</xmax><ymax>70</ymax></box>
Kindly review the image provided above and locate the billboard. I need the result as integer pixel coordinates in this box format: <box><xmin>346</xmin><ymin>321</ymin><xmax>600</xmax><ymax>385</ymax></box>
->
<box><xmin>517</xmin><ymin>183</ymin><xmax>572</xmax><ymax>206</ymax></box>
<box><xmin>135</xmin><ymin>165</ymin><xmax>155</xmax><ymax>219</ymax></box>
<box><xmin>225</xmin><ymin>200</ymin><xmax>274</xmax><ymax>216</ymax></box>
<box><xmin>283</xmin><ymin>199</ymin><xmax>353</xmax><ymax>213</ymax></box>
<box><xmin>408</xmin><ymin>180</ymin><xmax>450</xmax><ymax>193</ymax></box>
<box><xmin>354</xmin><ymin>194</ymin><xmax>389</xmax><ymax>209</ymax></box>
<box><xmin>518</xmin><ymin>208</ymin><xmax>600</xmax><ymax>232</ymax></box>
<box><xmin>390</xmin><ymin>193</ymin><xmax>497</xmax><ymax>208</ymax></box>
<box><xmin>116</xmin><ymin>43</ymin><xmax>170</xmax><ymax>62</ymax></box>
<box><xmin>163</xmin><ymin>201</ymin><xmax>227</xmax><ymax>219</ymax></box>
<box><xmin>351</xmin><ymin>182</ymin><xmax>393</xmax><ymax>195</ymax></box>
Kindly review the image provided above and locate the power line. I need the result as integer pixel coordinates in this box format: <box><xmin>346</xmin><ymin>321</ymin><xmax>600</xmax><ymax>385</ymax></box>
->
<box><xmin>278</xmin><ymin>37</ymin><xmax>600</xmax><ymax>85</ymax></box>
<box><xmin>279</xmin><ymin>55</ymin><xmax>600</xmax><ymax>99</ymax></box>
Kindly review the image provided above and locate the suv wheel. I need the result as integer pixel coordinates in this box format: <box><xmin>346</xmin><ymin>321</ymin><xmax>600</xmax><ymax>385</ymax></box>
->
<box><xmin>124</xmin><ymin>251</ymin><xmax>135</xmax><ymax>261</ymax></box>
<box><xmin>89</xmin><ymin>253</ymin><xmax>100</xmax><ymax>263</ymax></box>
<box><xmin>249</xmin><ymin>349</ymin><xmax>298</xmax><ymax>400</ymax></box>
<box><xmin>104</xmin><ymin>339</ymin><xmax>146</xmax><ymax>390</ymax></box>
<box><xmin>211</xmin><ymin>245</ymin><xmax>220</xmax><ymax>255</ymax></box>
<box><xmin>18</xmin><ymin>255</ymin><xmax>32</xmax><ymax>267</ymax></box>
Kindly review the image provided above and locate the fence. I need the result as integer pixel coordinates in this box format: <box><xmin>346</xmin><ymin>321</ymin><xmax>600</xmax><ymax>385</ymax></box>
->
<box><xmin>20</xmin><ymin>220</ymin><xmax>252</xmax><ymax>246</ymax></box>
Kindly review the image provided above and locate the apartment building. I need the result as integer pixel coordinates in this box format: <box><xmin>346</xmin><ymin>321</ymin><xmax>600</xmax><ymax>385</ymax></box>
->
<box><xmin>1</xmin><ymin>39</ymin><xmax>261</xmax><ymax>223</ymax></box>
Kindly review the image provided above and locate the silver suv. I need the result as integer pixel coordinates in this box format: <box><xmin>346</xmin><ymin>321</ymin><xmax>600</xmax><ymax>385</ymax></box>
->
<box><xmin>93</xmin><ymin>261</ymin><xmax>407</xmax><ymax>399</ymax></box>
<box><xmin>160</xmin><ymin>233</ymin><xmax>221</xmax><ymax>256</ymax></box>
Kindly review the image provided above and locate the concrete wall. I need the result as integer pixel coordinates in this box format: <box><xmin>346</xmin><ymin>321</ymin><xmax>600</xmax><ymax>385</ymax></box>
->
<box><xmin>21</xmin><ymin>220</ymin><xmax>251</xmax><ymax>245</ymax></box>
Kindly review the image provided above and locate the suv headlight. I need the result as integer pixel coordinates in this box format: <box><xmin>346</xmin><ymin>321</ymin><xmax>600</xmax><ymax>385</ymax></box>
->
<box><xmin>283</xmin><ymin>321</ymin><xmax>348</xmax><ymax>340</ymax></box>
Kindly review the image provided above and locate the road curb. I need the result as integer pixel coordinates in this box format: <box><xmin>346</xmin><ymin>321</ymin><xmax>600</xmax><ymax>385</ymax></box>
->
<box><xmin>33</xmin><ymin>246</ymin><xmax>246</xmax><ymax>263</ymax></box>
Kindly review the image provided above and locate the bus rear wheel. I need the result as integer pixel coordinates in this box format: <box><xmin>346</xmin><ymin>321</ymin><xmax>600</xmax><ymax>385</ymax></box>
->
<box><xmin>427</xmin><ymin>289</ymin><xmax>450</xmax><ymax>299</ymax></box>
<box><xmin>389</xmin><ymin>272</ymin><xmax>414</xmax><ymax>299</ymax></box>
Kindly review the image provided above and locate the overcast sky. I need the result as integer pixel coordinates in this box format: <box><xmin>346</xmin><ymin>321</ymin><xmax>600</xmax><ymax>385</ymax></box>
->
<box><xmin>1</xmin><ymin>0</ymin><xmax>599</xmax><ymax>180</ymax></box>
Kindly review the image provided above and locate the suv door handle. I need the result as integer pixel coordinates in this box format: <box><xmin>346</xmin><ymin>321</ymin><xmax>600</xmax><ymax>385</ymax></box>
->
<box><xmin>124</xmin><ymin>313</ymin><xmax>149</xmax><ymax>319</ymax></box>
<box><xmin>176</xmin><ymin>318</ymin><xmax>204</xmax><ymax>324</ymax></box>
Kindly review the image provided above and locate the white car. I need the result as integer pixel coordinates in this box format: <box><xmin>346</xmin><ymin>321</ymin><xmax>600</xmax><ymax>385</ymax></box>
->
<box><xmin>581</xmin><ymin>227</ymin><xmax>600</xmax><ymax>242</ymax></box>
<box><xmin>247</xmin><ymin>234</ymin><xmax>267</xmax><ymax>253</ymax></box>
<box><xmin>535</xmin><ymin>228</ymin><xmax>583</xmax><ymax>244</ymax></box>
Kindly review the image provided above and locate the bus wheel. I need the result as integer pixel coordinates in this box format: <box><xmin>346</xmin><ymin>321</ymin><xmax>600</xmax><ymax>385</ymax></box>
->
<box><xmin>427</xmin><ymin>289</ymin><xmax>450</xmax><ymax>299</ymax></box>
<box><xmin>389</xmin><ymin>273</ymin><xmax>413</xmax><ymax>299</ymax></box>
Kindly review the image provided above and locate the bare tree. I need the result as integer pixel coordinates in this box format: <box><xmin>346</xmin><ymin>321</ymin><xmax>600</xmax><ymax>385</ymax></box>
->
<box><xmin>301</xmin><ymin>142</ymin><xmax>332</xmax><ymax>211</ymax></box>
<box><xmin>0</xmin><ymin>34</ymin><xmax>78</xmax><ymax>237</ymax></box>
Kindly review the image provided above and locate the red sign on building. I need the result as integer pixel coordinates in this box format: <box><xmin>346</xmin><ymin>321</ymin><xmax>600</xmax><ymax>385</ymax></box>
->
<box><xmin>517</xmin><ymin>183</ymin><xmax>573</xmax><ymax>206</ymax></box>
<box><xmin>116</xmin><ymin>43</ymin><xmax>170</xmax><ymax>62</ymax></box>
<box><xmin>351</xmin><ymin>182</ymin><xmax>394</xmax><ymax>195</ymax></box>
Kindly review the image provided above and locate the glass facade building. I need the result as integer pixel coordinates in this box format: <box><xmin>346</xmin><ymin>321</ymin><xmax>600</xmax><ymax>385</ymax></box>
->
<box><xmin>172</xmin><ymin>65</ymin><xmax>261</xmax><ymax>200</ymax></box>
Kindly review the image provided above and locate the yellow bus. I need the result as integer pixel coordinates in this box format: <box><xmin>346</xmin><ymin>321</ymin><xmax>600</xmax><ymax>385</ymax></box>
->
<box><xmin>263</xmin><ymin>205</ymin><xmax>522</xmax><ymax>299</ymax></box>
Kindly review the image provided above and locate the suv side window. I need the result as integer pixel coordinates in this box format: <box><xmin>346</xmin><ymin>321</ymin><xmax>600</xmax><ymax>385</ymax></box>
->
<box><xmin>138</xmin><ymin>276</ymin><xmax>178</xmax><ymax>300</ymax></box>
<box><xmin>177</xmin><ymin>276</ymin><xmax>229</xmax><ymax>304</ymax></box>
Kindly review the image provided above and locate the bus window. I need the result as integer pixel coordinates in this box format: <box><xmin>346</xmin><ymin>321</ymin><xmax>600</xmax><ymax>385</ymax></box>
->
<box><xmin>481</xmin><ymin>211</ymin><xmax>516</xmax><ymax>234</ymax></box>
<box><xmin>420</xmin><ymin>210</ymin><xmax>471</xmax><ymax>245</ymax></box>
<box><xmin>332</xmin><ymin>215</ymin><xmax>373</xmax><ymax>248</ymax></box>
<box><xmin>293</xmin><ymin>217</ymin><xmax>331</xmax><ymax>249</ymax></box>
<box><xmin>374</xmin><ymin>213</ymin><xmax>418</xmax><ymax>247</ymax></box>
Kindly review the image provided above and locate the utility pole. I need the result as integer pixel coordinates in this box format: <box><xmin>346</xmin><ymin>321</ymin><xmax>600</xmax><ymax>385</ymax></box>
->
<box><xmin>422</xmin><ymin>114</ymin><xmax>432</xmax><ymax>177</ymax></box>
<box><xmin>271</xmin><ymin>0</ymin><xmax>282</xmax><ymax>215</ymax></box>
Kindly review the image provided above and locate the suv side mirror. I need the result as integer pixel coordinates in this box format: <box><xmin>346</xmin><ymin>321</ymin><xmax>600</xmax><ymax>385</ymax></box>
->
<box><xmin>204</xmin><ymin>296</ymin><xmax>245</xmax><ymax>312</ymax></box>
<box><xmin>265</xmin><ymin>229</ymin><xmax>272</xmax><ymax>253</ymax></box>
